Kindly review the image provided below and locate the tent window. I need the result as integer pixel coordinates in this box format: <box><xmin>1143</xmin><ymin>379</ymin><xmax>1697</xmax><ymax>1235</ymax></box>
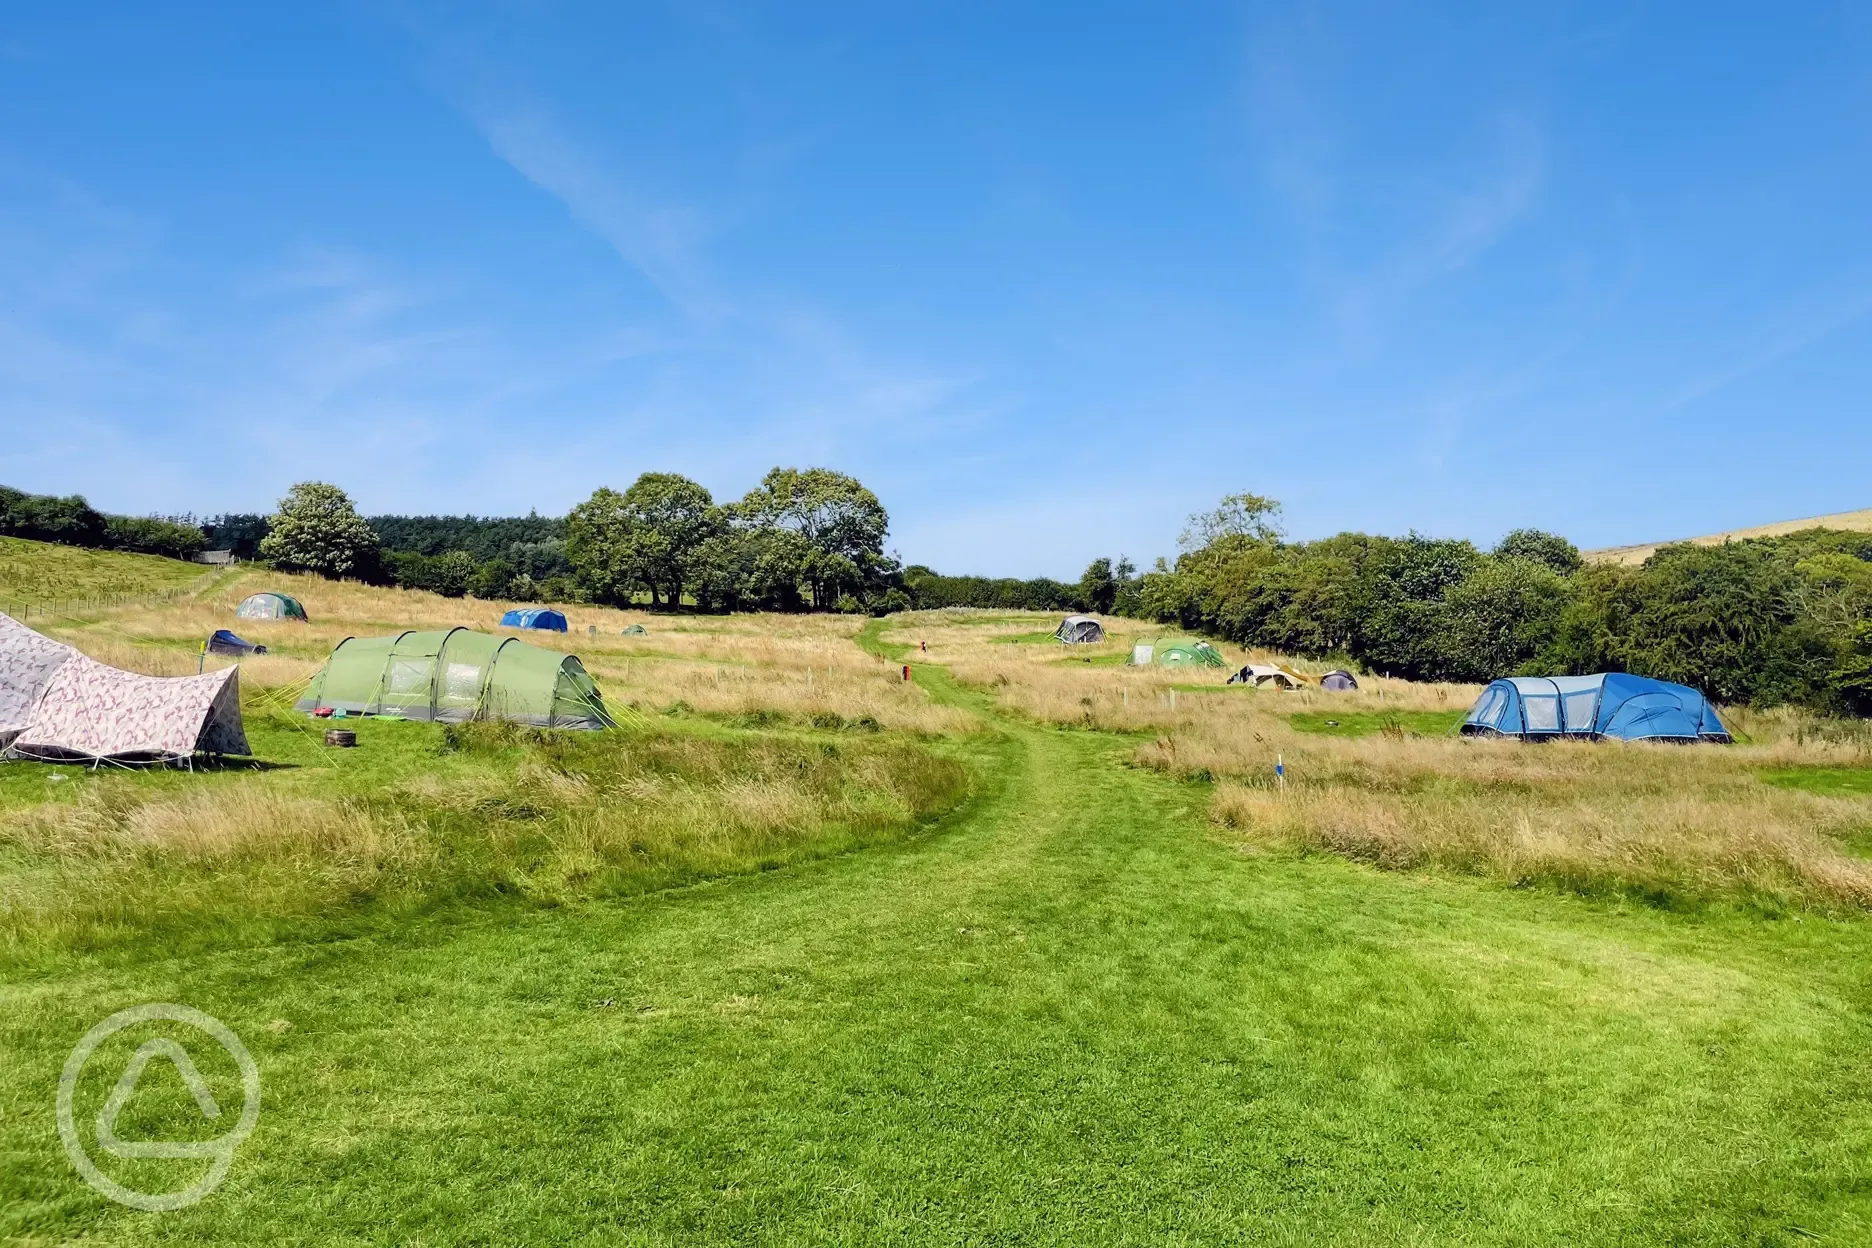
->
<box><xmin>442</xmin><ymin>662</ymin><xmax>482</xmax><ymax>702</ymax></box>
<box><xmin>1563</xmin><ymin>690</ymin><xmax>1597</xmax><ymax>732</ymax></box>
<box><xmin>1470</xmin><ymin>687</ymin><xmax>1507</xmax><ymax>726</ymax></box>
<box><xmin>387</xmin><ymin>658</ymin><xmax>429</xmax><ymax>697</ymax></box>
<box><xmin>1523</xmin><ymin>695</ymin><xmax>1560</xmax><ymax>731</ymax></box>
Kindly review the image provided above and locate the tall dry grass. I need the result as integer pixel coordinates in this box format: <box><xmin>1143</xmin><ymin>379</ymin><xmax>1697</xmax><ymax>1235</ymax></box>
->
<box><xmin>1211</xmin><ymin>776</ymin><xmax>1872</xmax><ymax>910</ymax></box>
<box><xmin>37</xmin><ymin>572</ymin><xmax>976</xmax><ymax>734</ymax></box>
<box><xmin>888</xmin><ymin>609</ymin><xmax>1872</xmax><ymax>909</ymax></box>
<box><xmin>891</xmin><ymin>609</ymin><xmax>1467</xmax><ymax>733</ymax></box>
<box><xmin>0</xmin><ymin>720</ymin><xmax>970</xmax><ymax>957</ymax></box>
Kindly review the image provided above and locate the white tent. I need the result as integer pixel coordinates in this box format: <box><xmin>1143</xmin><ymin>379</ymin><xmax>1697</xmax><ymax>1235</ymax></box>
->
<box><xmin>1054</xmin><ymin>615</ymin><xmax>1106</xmax><ymax>644</ymax></box>
<box><xmin>0</xmin><ymin>613</ymin><xmax>248</xmax><ymax>763</ymax></box>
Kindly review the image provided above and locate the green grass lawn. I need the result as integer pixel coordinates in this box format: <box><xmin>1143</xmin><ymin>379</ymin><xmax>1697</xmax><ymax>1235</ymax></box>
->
<box><xmin>0</xmin><ymin>536</ymin><xmax>207</xmax><ymax>608</ymax></box>
<box><xmin>1288</xmin><ymin>709</ymin><xmax>1470</xmax><ymax>738</ymax></box>
<box><xmin>1762</xmin><ymin>766</ymin><xmax>1872</xmax><ymax>798</ymax></box>
<box><xmin>3</xmin><ymin>627</ymin><xmax>1871</xmax><ymax>1243</ymax></box>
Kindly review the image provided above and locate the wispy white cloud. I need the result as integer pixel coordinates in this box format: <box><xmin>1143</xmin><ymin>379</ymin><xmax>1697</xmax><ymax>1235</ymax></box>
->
<box><xmin>1663</xmin><ymin>285</ymin><xmax>1872</xmax><ymax>410</ymax></box>
<box><xmin>470</xmin><ymin>97</ymin><xmax>722</xmax><ymax>318</ymax></box>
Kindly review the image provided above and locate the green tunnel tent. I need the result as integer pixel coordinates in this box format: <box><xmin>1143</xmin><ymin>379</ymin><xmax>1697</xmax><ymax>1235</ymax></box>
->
<box><xmin>295</xmin><ymin>628</ymin><xmax>614</xmax><ymax>729</ymax></box>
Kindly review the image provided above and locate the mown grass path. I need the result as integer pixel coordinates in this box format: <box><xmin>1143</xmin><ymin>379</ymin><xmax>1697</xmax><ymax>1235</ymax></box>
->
<box><xmin>4</xmin><ymin>626</ymin><xmax>1872</xmax><ymax>1243</ymax></box>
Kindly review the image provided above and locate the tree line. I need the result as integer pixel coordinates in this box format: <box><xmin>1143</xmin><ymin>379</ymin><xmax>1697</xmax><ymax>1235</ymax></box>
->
<box><xmin>1</xmin><ymin>485</ymin><xmax>210</xmax><ymax>561</ymax></box>
<box><xmin>1138</xmin><ymin>493</ymin><xmax>1872</xmax><ymax>715</ymax></box>
<box><xmin>18</xmin><ymin>473</ymin><xmax>1869</xmax><ymax>714</ymax></box>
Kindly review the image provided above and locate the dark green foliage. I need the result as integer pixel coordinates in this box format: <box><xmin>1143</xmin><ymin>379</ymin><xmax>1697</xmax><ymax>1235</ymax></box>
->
<box><xmin>1143</xmin><ymin>495</ymin><xmax>1872</xmax><ymax>713</ymax></box>
<box><xmin>2</xmin><ymin>485</ymin><xmax>206</xmax><ymax>559</ymax></box>
<box><xmin>1079</xmin><ymin>557</ymin><xmax>1117</xmax><ymax>614</ymax></box>
<box><xmin>903</xmin><ymin>566</ymin><xmax>1084</xmax><ymax>612</ymax></box>
<box><xmin>0</xmin><ymin>486</ymin><xmax>108</xmax><ymax>546</ymax></box>
<box><xmin>468</xmin><ymin>557</ymin><xmax>519</xmax><ymax>600</ymax></box>
<box><xmin>737</xmin><ymin>467</ymin><xmax>895</xmax><ymax>610</ymax></box>
<box><xmin>201</xmin><ymin>513</ymin><xmax>270</xmax><ymax>559</ymax></box>
<box><xmin>384</xmin><ymin>549</ymin><xmax>478</xmax><ymax>597</ymax></box>
<box><xmin>100</xmin><ymin>514</ymin><xmax>207</xmax><ymax>560</ymax></box>
<box><xmin>367</xmin><ymin>512</ymin><xmax>566</xmax><ymax>560</ymax></box>
<box><xmin>1494</xmin><ymin>528</ymin><xmax>1583</xmax><ymax>573</ymax></box>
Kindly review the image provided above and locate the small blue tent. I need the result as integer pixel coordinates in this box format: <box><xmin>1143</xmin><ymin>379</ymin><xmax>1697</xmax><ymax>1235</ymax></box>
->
<box><xmin>1462</xmin><ymin>673</ymin><xmax>1730</xmax><ymax>743</ymax></box>
<box><xmin>500</xmin><ymin>608</ymin><xmax>568</xmax><ymax>632</ymax></box>
<box><xmin>206</xmin><ymin>630</ymin><xmax>266</xmax><ymax>657</ymax></box>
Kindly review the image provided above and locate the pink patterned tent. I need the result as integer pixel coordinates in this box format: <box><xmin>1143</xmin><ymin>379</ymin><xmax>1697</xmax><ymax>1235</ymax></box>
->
<box><xmin>0</xmin><ymin>612</ymin><xmax>249</xmax><ymax>762</ymax></box>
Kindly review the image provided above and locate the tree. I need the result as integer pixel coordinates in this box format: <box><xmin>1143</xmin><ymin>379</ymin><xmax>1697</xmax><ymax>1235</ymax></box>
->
<box><xmin>739</xmin><ymin>468</ymin><xmax>890</xmax><ymax>609</ymax></box>
<box><xmin>566</xmin><ymin>487</ymin><xmax>636</xmax><ymax>605</ymax></box>
<box><xmin>1494</xmin><ymin>529</ymin><xmax>1583</xmax><ymax>574</ymax></box>
<box><xmin>618</xmin><ymin>473</ymin><xmax>720</xmax><ymax>606</ymax></box>
<box><xmin>1179</xmin><ymin>493</ymin><xmax>1283</xmax><ymax>552</ymax></box>
<box><xmin>1079</xmin><ymin>558</ymin><xmax>1117</xmax><ymax>614</ymax></box>
<box><xmin>566</xmin><ymin>476</ymin><xmax>719</xmax><ymax>608</ymax></box>
<box><xmin>1441</xmin><ymin>557</ymin><xmax>1574</xmax><ymax>681</ymax></box>
<box><xmin>0</xmin><ymin>487</ymin><xmax>108</xmax><ymax>547</ymax></box>
<box><xmin>1347</xmin><ymin>535</ymin><xmax>1484</xmax><ymax>681</ymax></box>
<box><xmin>432</xmin><ymin>551</ymin><xmax>479</xmax><ymax>598</ymax></box>
<box><xmin>258</xmin><ymin>482</ymin><xmax>380</xmax><ymax>578</ymax></box>
<box><xmin>468</xmin><ymin>557</ymin><xmax>518</xmax><ymax>600</ymax></box>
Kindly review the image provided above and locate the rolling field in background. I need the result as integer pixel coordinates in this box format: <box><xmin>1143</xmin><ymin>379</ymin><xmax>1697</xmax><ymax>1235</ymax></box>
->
<box><xmin>1586</xmin><ymin>506</ymin><xmax>1872</xmax><ymax>565</ymax></box>
<box><xmin>3</xmin><ymin>539</ymin><xmax>1872</xmax><ymax>1243</ymax></box>
<box><xmin>0</xmin><ymin>535</ymin><xmax>211</xmax><ymax>609</ymax></box>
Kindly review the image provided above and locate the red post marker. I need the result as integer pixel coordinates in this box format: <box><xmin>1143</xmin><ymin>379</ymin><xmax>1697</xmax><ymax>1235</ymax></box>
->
<box><xmin>902</xmin><ymin>665</ymin><xmax>912</xmax><ymax>682</ymax></box>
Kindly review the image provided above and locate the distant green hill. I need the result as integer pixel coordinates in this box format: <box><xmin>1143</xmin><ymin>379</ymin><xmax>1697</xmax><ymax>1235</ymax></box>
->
<box><xmin>0</xmin><ymin>535</ymin><xmax>207</xmax><ymax>609</ymax></box>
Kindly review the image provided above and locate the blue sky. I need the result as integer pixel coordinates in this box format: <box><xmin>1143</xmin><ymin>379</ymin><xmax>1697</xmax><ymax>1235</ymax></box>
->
<box><xmin>2</xmin><ymin>3</ymin><xmax>1869</xmax><ymax>576</ymax></box>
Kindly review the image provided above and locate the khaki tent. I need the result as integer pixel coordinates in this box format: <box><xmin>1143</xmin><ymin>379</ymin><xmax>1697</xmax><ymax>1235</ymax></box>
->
<box><xmin>0</xmin><ymin>613</ymin><xmax>248</xmax><ymax>762</ymax></box>
<box><xmin>1228</xmin><ymin>663</ymin><xmax>1307</xmax><ymax>689</ymax></box>
<box><xmin>295</xmin><ymin>628</ymin><xmax>613</xmax><ymax>729</ymax></box>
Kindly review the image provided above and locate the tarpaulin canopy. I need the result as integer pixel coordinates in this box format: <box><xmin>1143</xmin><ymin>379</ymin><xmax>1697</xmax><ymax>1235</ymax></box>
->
<box><xmin>0</xmin><ymin>612</ymin><xmax>249</xmax><ymax>762</ymax></box>
<box><xmin>295</xmin><ymin>628</ymin><xmax>612</xmax><ymax>729</ymax></box>
<box><xmin>235</xmin><ymin>592</ymin><xmax>308</xmax><ymax>621</ymax></box>
<box><xmin>1461</xmin><ymin>673</ymin><xmax>1731</xmax><ymax>743</ymax></box>
<box><xmin>501</xmin><ymin>608</ymin><xmax>567</xmax><ymax>632</ymax></box>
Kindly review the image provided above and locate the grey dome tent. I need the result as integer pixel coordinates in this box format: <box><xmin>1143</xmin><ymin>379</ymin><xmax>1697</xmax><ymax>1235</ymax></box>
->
<box><xmin>1461</xmin><ymin>674</ymin><xmax>1730</xmax><ymax>743</ymax></box>
<box><xmin>1054</xmin><ymin>615</ymin><xmax>1105</xmax><ymax>644</ymax></box>
<box><xmin>1320</xmin><ymin>669</ymin><xmax>1358</xmax><ymax>692</ymax></box>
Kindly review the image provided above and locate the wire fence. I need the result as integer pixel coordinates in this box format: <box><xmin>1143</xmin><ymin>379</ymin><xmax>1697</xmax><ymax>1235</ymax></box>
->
<box><xmin>0</xmin><ymin>567</ymin><xmax>229</xmax><ymax>624</ymax></box>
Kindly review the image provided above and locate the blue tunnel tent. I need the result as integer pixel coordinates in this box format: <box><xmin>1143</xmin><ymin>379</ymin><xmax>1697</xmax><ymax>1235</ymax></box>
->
<box><xmin>500</xmin><ymin>608</ymin><xmax>567</xmax><ymax>632</ymax></box>
<box><xmin>1462</xmin><ymin>674</ymin><xmax>1731</xmax><ymax>743</ymax></box>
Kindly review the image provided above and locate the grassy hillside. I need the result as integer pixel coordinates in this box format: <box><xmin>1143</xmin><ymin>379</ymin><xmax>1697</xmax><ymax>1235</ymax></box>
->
<box><xmin>1586</xmin><ymin>506</ymin><xmax>1872</xmax><ymax>565</ymax></box>
<box><xmin>0</xmin><ymin>535</ymin><xmax>208</xmax><ymax>609</ymax></box>
<box><xmin>3</xmin><ymin>592</ymin><xmax>1872</xmax><ymax>1241</ymax></box>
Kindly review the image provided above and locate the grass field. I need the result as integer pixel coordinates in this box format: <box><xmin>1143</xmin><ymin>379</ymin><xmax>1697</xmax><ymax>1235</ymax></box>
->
<box><xmin>0</xmin><ymin>536</ymin><xmax>209</xmax><ymax>609</ymax></box>
<box><xmin>4</xmin><ymin>558</ymin><xmax>1872</xmax><ymax>1242</ymax></box>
